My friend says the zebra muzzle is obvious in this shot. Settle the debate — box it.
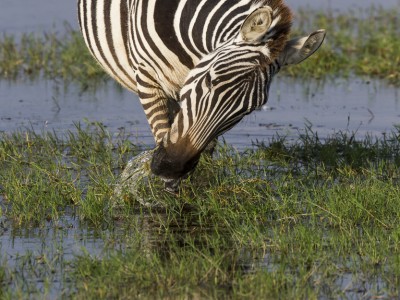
[151,140,201,180]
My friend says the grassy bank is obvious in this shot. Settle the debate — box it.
[0,7,399,86]
[1,123,400,298]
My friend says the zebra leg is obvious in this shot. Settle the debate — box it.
[136,65,175,144]
[136,65,183,193]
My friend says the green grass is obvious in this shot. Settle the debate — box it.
[286,7,400,85]
[0,24,107,89]
[0,7,399,86]
[1,122,400,298]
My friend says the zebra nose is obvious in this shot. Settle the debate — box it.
[150,144,200,180]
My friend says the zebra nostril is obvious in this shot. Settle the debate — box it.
[205,73,212,89]
[163,178,181,194]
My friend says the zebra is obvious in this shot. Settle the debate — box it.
[78,0,325,190]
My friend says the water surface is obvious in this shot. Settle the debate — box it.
[1,78,399,149]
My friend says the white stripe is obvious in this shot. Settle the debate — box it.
[174,1,199,64]
[96,0,119,77]
[110,0,137,89]
[212,0,254,47]
[187,0,209,56]
[201,1,225,53]
[146,2,189,92]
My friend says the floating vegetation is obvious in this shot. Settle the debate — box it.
[1,123,400,298]
[0,7,399,86]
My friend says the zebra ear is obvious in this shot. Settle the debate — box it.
[240,7,273,42]
[278,29,326,66]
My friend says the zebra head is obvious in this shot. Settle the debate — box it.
[151,5,325,181]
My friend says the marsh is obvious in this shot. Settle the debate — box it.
[0,0,399,298]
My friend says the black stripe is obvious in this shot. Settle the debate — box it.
[77,0,82,30]
[120,1,135,69]
[214,4,248,46]
[136,65,160,88]
[104,0,136,88]
[151,113,169,125]
[90,0,121,82]
[139,2,173,69]
[154,0,194,69]
[131,3,165,76]
[178,0,202,58]
[81,0,97,60]
[189,0,215,54]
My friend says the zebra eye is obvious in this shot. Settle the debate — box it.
[213,78,221,85]
[204,73,212,89]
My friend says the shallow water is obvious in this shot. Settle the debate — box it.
[1,78,399,149]
[0,0,77,35]
[0,81,153,145]
[2,77,398,296]
[0,212,129,297]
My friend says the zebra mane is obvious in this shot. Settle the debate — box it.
[257,0,293,60]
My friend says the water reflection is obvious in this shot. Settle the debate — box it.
[0,213,111,297]
[0,188,393,298]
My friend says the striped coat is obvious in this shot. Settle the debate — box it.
[78,0,325,182]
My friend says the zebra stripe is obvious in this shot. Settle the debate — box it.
[78,0,136,91]
[180,50,269,150]
[78,2,288,92]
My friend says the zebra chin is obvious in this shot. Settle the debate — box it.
[150,141,201,181]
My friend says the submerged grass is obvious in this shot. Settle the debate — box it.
[0,7,399,86]
[1,123,400,298]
